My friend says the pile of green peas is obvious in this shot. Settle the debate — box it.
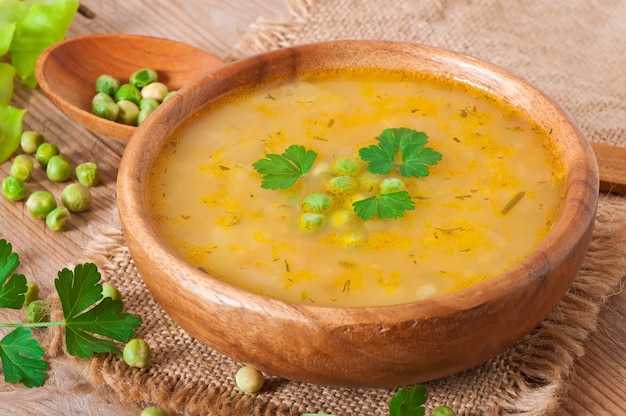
[1,130,99,231]
[91,68,176,126]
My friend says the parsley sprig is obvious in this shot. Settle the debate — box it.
[359,128,443,178]
[0,239,142,387]
[252,144,318,190]
[353,128,442,220]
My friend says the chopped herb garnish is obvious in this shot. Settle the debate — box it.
[252,145,317,190]
[501,191,526,215]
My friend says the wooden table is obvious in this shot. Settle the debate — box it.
[0,1,624,414]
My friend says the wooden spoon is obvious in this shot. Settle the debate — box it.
[35,33,224,143]
[591,142,626,194]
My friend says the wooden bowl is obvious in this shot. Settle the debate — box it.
[117,41,599,387]
[35,33,224,142]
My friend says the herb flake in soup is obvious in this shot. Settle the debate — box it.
[147,69,566,307]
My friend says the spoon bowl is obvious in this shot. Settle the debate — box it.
[35,33,224,142]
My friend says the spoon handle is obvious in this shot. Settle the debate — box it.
[591,142,626,194]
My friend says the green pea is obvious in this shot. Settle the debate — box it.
[116,99,139,125]
[139,97,160,111]
[302,193,332,213]
[162,90,176,102]
[432,406,457,416]
[380,177,405,194]
[235,365,264,393]
[26,190,57,219]
[94,74,120,96]
[46,155,72,182]
[75,162,100,187]
[140,81,168,101]
[137,107,154,125]
[61,183,92,212]
[123,338,151,368]
[130,68,158,89]
[10,154,34,181]
[20,130,44,154]
[298,212,326,231]
[23,281,40,305]
[92,92,120,121]
[140,406,169,416]
[2,176,27,202]
[114,83,142,105]
[45,206,71,231]
[35,142,59,166]
[325,175,356,195]
[333,157,362,176]
[102,284,122,301]
[26,300,50,323]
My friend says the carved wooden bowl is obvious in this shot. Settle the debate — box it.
[117,41,598,388]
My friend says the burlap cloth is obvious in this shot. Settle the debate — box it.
[56,1,626,415]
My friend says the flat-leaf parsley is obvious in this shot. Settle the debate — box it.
[252,144,317,190]
[0,239,142,387]
[0,239,27,309]
[353,191,415,220]
[358,127,442,178]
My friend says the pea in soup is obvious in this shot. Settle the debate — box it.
[147,69,565,307]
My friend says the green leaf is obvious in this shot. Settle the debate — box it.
[0,0,28,55]
[9,0,79,88]
[359,128,442,178]
[353,191,415,220]
[399,143,443,178]
[389,386,428,416]
[0,326,47,387]
[0,62,16,105]
[0,104,26,164]
[358,141,396,175]
[378,127,428,149]
[55,263,142,358]
[252,144,318,190]
[0,238,27,309]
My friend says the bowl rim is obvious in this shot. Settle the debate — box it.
[118,39,599,321]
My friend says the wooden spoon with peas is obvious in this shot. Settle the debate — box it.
[35,33,224,143]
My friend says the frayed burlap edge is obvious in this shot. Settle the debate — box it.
[52,193,626,416]
[226,0,316,61]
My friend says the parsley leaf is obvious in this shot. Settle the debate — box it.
[353,191,415,220]
[359,128,442,178]
[0,326,47,387]
[389,385,428,416]
[252,144,317,190]
[55,263,142,358]
[0,239,27,309]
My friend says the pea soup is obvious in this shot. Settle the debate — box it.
[147,69,565,307]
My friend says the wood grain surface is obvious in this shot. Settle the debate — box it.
[0,1,624,415]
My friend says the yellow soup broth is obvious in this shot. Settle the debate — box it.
[147,69,566,307]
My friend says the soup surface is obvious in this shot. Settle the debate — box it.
[147,69,566,307]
